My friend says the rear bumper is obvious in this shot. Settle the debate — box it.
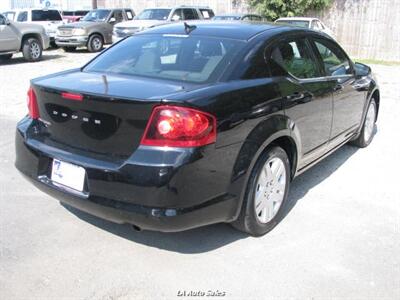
[15,118,240,232]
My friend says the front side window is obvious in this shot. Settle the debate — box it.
[313,39,352,76]
[17,11,28,22]
[182,9,198,20]
[112,10,123,23]
[32,10,62,21]
[270,39,320,79]
[82,9,111,22]
[84,35,244,83]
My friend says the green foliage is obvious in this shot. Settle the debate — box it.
[249,0,332,21]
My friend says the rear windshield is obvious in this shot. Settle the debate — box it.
[275,20,310,28]
[84,34,244,83]
[214,15,241,20]
[32,10,62,21]
[82,9,111,22]
[135,9,171,20]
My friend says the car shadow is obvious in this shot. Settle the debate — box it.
[63,144,360,254]
[0,54,64,65]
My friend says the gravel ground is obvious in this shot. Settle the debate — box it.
[1,49,400,300]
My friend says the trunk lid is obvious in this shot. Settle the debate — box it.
[31,70,189,159]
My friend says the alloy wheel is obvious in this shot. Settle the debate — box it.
[364,101,376,142]
[254,157,286,224]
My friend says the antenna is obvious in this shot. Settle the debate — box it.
[184,22,197,34]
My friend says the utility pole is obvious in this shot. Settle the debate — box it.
[92,0,97,9]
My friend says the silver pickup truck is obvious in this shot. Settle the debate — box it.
[0,13,50,62]
[56,8,134,52]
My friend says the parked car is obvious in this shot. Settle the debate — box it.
[15,22,379,236]
[61,10,89,23]
[56,8,134,52]
[0,13,49,62]
[112,6,214,42]
[4,8,64,45]
[213,13,263,21]
[275,17,334,37]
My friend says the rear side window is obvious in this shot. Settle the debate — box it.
[125,9,134,20]
[270,39,320,79]
[84,35,244,83]
[32,10,62,21]
[17,11,28,22]
[200,9,214,19]
[312,39,352,76]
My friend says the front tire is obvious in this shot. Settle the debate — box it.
[22,38,42,62]
[87,34,103,52]
[232,146,291,237]
[351,98,377,148]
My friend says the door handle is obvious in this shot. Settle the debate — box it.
[333,84,344,92]
[286,92,313,103]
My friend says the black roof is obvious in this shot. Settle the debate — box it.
[140,21,289,41]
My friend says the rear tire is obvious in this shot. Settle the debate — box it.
[351,98,377,148]
[63,47,77,52]
[232,146,291,237]
[87,34,103,52]
[22,38,42,62]
[0,54,13,60]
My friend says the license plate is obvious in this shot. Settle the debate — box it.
[51,159,86,192]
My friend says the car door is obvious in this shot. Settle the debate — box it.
[268,36,333,168]
[0,14,19,52]
[310,37,366,148]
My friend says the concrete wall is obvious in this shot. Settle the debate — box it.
[308,0,400,61]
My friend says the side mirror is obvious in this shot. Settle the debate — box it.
[171,15,180,22]
[109,17,116,24]
[354,62,371,78]
[5,19,10,25]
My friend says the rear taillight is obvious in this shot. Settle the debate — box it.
[27,87,39,119]
[140,105,217,147]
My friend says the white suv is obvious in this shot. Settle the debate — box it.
[3,8,64,44]
[113,6,215,42]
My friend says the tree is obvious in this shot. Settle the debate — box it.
[249,0,331,21]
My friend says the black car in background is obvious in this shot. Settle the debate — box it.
[15,22,379,236]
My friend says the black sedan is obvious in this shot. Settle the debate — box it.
[15,22,379,236]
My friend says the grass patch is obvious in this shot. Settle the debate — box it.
[353,58,400,66]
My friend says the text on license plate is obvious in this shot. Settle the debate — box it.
[51,159,86,192]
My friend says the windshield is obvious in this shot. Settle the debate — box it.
[275,20,310,28]
[84,34,245,83]
[32,10,62,21]
[135,9,171,20]
[82,9,111,22]
[214,16,241,21]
